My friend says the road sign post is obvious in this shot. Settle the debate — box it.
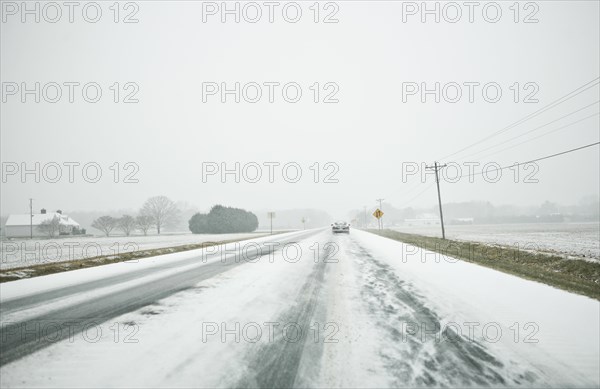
[267,212,276,235]
[375,198,384,229]
[373,209,384,230]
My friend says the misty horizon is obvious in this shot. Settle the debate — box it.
[2,1,599,220]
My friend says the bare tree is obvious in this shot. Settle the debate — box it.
[135,215,154,236]
[118,215,137,236]
[37,216,61,237]
[92,216,117,237]
[140,196,179,234]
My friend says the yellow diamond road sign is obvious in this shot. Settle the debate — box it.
[373,209,384,219]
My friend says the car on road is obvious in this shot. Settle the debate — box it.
[332,221,350,233]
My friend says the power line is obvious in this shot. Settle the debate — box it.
[401,182,436,206]
[388,141,599,210]
[372,78,599,213]
[456,141,600,179]
[385,179,428,200]
[470,112,599,162]
[456,101,599,162]
[381,113,598,210]
[372,142,598,219]
[439,77,600,161]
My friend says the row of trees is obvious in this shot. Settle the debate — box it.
[91,198,260,236]
[91,196,179,236]
[91,214,154,237]
[189,205,258,234]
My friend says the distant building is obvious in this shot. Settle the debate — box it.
[404,213,440,226]
[449,217,474,225]
[5,209,80,238]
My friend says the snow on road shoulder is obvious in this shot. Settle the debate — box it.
[352,229,600,387]
[0,230,309,302]
[0,233,271,271]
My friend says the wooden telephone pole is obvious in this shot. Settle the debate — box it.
[426,162,447,239]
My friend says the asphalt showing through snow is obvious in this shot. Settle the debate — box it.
[0,230,319,366]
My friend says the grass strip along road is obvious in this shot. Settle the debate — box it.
[368,229,600,300]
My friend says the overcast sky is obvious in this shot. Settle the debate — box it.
[2,0,599,219]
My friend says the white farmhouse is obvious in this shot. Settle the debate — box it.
[4,209,80,238]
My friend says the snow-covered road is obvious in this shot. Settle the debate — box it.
[1,229,598,388]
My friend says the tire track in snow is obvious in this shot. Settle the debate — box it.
[235,241,329,388]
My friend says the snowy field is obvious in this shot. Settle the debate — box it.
[0,229,597,387]
[390,222,600,261]
[0,232,269,270]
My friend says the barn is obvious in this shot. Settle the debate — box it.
[4,209,80,238]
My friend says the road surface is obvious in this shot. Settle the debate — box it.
[1,229,598,388]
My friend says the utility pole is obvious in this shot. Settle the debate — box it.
[426,162,447,239]
[363,206,367,229]
[375,198,384,230]
[29,198,33,239]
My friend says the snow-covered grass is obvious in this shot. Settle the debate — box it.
[370,229,600,300]
[0,232,267,271]
[390,222,600,260]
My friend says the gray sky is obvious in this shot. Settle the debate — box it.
[1,0,599,219]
